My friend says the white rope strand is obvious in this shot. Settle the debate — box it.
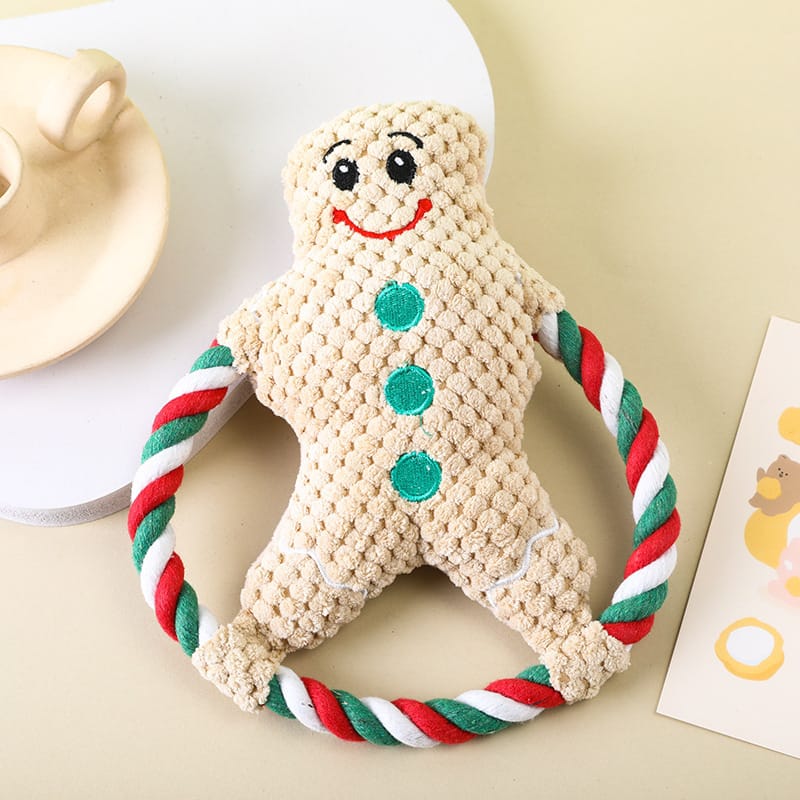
[537,312,560,358]
[359,697,439,748]
[197,606,220,646]
[131,439,193,500]
[599,352,624,438]
[612,545,677,604]
[140,525,176,609]
[166,366,241,400]
[455,689,544,723]
[274,667,328,734]
[632,439,670,523]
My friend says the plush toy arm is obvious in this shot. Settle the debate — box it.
[513,254,566,334]
[217,281,280,386]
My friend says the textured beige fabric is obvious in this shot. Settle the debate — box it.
[192,101,629,712]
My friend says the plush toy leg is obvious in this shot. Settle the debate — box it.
[193,504,423,712]
[191,605,289,713]
[421,457,630,703]
[192,539,370,712]
[482,519,631,703]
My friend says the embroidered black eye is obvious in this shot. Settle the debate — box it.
[332,158,359,191]
[386,149,416,185]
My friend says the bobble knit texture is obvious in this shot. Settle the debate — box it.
[192,101,630,712]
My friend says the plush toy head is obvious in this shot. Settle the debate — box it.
[282,101,488,258]
[129,102,678,743]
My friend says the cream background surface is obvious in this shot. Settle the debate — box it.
[1,1,798,797]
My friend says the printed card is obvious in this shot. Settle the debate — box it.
[658,316,800,760]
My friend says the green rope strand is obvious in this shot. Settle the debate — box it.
[191,344,234,371]
[141,414,209,461]
[426,699,511,735]
[333,691,401,746]
[132,498,176,571]
[175,583,201,655]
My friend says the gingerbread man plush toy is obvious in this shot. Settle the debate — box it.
[129,101,679,743]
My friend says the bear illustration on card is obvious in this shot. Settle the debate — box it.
[744,406,800,606]
[746,454,800,570]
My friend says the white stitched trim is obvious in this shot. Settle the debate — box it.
[280,537,368,598]
[485,521,560,607]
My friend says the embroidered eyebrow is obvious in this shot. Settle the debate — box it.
[323,139,352,163]
[387,131,423,149]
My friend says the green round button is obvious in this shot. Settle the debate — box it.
[390,451,442,502]
[384,365,434,416]
[374,282,424,331]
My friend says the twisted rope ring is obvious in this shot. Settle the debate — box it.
[127,310,679,746]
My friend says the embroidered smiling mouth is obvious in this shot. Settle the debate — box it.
[332,198,433,241]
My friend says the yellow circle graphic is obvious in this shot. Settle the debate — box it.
[714,617,784,680]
